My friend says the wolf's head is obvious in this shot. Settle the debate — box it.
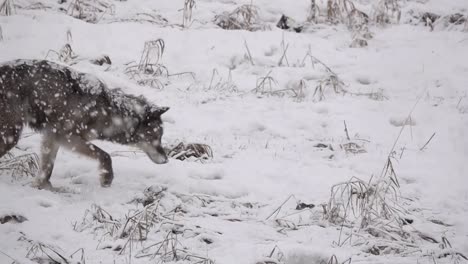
[134,106,170,164]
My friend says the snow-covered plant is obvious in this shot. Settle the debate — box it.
[314,74,346,101]
[307,0,318,23]
[166,142,213,161]
[253,71,278,95]
[20,234,85,264]
[327,0,356,24]
[214,4,266,31]
[207,68,238,93]
[138,39,165,72]
[125,39,168,89]
[0,151,39,179]
[0,25,3,41]
[135,231,215,263]
[182,0,195,28]
[464,16,468,31]
[45,43,78,64]
[372,0,401,26]
[67,0,114,23]
[300,47,347,100]
[0,0,14,16]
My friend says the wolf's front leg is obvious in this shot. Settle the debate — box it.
[61,136,114,187]
[33,134,60,189]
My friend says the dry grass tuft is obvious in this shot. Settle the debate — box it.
[0,25,3,41]
[251,71,307,100]
[20,234,86,264]
[136,231,215,263]
[207,68,238,93]
[108,12,168,25]
[125,39,169,89]
[166,142,213,161]
[314,74,346,101]
[307,0,318,23]
[182,0,196,28]
[256,245,285,264]
[0,0,14,16]
[73,204,121,238]
[324,255,352,264]
[214,4,267,31]
[253,71,279,95]
[67,0,114,23]
[0,151,39,179]
[372,0,401,26]
[46,43,78,64]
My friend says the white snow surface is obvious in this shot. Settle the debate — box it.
[1,0,468,263]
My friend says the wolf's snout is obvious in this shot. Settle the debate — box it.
[142,145,168,164]
[147,152,168,164]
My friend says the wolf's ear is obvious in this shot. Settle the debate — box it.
[156,107,170,115]
[148,106,170,119]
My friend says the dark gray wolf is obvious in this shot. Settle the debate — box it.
[0,59,169,188]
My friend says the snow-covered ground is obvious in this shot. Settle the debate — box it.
[1,0,468,263]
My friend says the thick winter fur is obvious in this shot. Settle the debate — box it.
[0,59,169,188]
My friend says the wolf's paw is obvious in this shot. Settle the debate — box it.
[31,178,53,190]
[100,172,114,188]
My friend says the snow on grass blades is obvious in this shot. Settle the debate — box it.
[125,39,168,89]
[214,4,268,32]
[0,151,39,180]
[125,39,195,89]
[182,0,195,28]
[66,0,114,23]
[72,187,243,263]
[0,0,14,16]
[18,234,86,264]
[166,142,213,162]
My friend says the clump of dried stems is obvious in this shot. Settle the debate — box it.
[0,151,39,179]
[166,142,213,161]
[67,0,115,23]
[0,0,14,16]
[20,233,86,264]
[125,39,168,89]
[214,3,267,31]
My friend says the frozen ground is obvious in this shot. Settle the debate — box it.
[1,0,468,263]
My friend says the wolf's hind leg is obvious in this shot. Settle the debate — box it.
[60,136,114,187]
[33,134,60,189]
[0,116,23,158]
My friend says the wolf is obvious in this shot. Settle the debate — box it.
[0,59,169,188]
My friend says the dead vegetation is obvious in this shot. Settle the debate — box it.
[0,151,39,179]
[182,0,196,28]
[372,0,401,26]
[0,25,3,41]
[321,95,450,255]
[67,0,115,23]
[0,0,14,16]
[107,12,168,25]
[125,39,195,89]
[301,47,347,101]
[125,39,168,89]
[19,233,86,264]
[73,188,221,263]
[206,68,238,93]
[166,142,213,161]
[135,231,215,263]
[214,4,267,31]
[46,43,78,64]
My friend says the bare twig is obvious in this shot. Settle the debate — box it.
[343,121,350,140]
[419,132,436,151]
[244,39,254,66]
